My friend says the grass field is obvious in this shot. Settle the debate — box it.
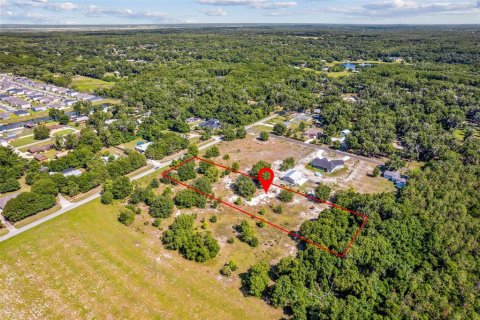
[9,135,40,148]
[0,199,282,320]
[0,229,8,237]
[53,129,75,137]
[71,75,114,92]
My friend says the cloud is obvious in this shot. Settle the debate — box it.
[201,8,228,15]
[197,0,297,9]
[329,0,480,17]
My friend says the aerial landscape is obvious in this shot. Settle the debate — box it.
[0,0,479,319]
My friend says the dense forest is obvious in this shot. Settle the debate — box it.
[0,26,479,319]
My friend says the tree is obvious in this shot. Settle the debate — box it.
[223,127,236,141]
[0,178,20,193]
[237,220,258,247]
[232,162,240,171]
[204,166,219,182]
[236,127,246,139]
[273,123,287,136]
[31,178,58,195]
[101,191,113,204]
[162,214,219,262]
[278,190,293,202]
[250,160,271,179]
[259,131,269,141]
[314,184,331,201]
[118,209,135,226]
[187,144,199,156]
[204,146,220,158]
[235,175,256,199]
[242,262,269,297]
[177,161,197,181]
[33,124,50,140]
[373,167,380,177]
[111,176,132,199]
[385,154,406,171]
[149,195,174,218]
[298,121,306,131]
[174,189,204,208]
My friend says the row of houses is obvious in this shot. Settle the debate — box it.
[0,74,104,117]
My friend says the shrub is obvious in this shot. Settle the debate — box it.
[278,190,293,202]
[152,218,161,228]
[150,178,160,188]
[273,205,283,214]
[373,167,380,177]
[177,161,197,181]
[272,123,287,136]
[235,175,256,199]
[149,195,174,218]
[259,131,269,141]
[118,209,135,226]
[101,191,113,204]
[209,215,217,223]
[204,146,220,158]
[280,157,295,171]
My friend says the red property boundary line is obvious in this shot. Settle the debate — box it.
[162,156,369,258]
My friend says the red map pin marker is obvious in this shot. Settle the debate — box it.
[258,167,274,193]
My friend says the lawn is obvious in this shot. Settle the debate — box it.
[9,135,39,148]
[119,137,144,150]
[0,198,282,320]
[71,75,114,92]
[53,128,75,137]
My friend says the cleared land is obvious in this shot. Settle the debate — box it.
[71,75,114,92]
[0,199,282,320]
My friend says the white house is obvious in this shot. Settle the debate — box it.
[135,142,153,153]
[282,170,307,186]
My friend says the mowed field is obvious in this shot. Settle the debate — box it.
[0,199,282,320]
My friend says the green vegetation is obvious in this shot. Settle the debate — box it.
[280,157,295,171]
[2,192,56,222]
[236,220,259,247]
[162,214,219,262]
[71,75,114,92]
[0,199,280,319]
[33,124,50,140]
[234,175,256,200]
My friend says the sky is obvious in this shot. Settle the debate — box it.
[0,0,479,25]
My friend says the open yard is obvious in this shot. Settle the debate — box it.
[0,198,282,320]
[71,75,114,92]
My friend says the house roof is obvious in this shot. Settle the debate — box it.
[304,128,321,135]
[282,170,307,185]
[311,157,344,172]
[199,118,221,129]
[28,143,54,153]
[384,170,401,179]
